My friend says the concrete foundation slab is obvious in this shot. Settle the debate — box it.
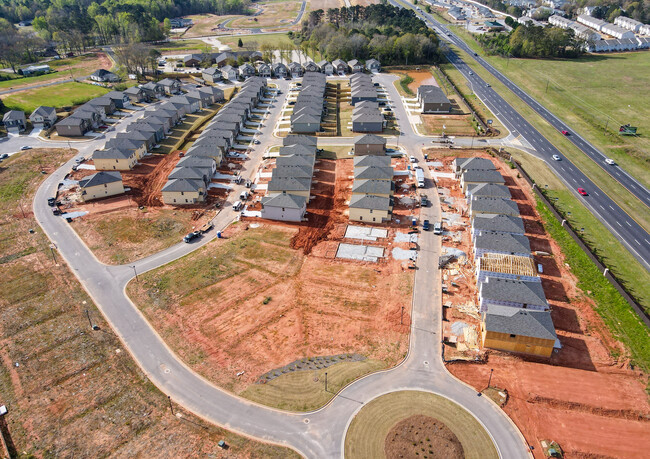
[336,243,385,262]
[344,225,388,241]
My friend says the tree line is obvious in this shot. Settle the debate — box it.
[296,2,442,65]
[477,23,584,59]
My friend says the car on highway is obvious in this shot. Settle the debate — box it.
[468,71,473,75]
[422,219,430,231]
[20,146,32,150]
[561,130,569,135]
[474,52,478,56]
[605,158,615,165]
[577,187,588,196]
[552,155,561,161]
[183,231,201,243]
[486,83,491,87]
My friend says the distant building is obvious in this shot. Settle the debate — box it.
[21,64,50,76]
[261,192,308,222]
[353,134,386,155]
[349,194,392,223]
[90,69,120,83]
[417,85,451,114]
[29,106,57,129]
[2,110,26,132]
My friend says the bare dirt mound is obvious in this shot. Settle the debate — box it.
[385,415,464,459]
[122,152,181,206]
[290,158,352,254]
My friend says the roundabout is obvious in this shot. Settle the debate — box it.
[345,391,498,459]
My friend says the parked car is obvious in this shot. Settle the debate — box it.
[433,222,443,235]
[183,231,201,243]
[577,187,588,196]
[245,179,252,188]
[409,155,417,163]
[254,139,260,144]
[0,153,8,159]
[552,155,561,161]
[232,200,243,211]
[47,197,56,206]
[422,219,430,231]
[239,190,249,201]
[20,146,32,151]
[420,194,429,207]
[605,158,615,165]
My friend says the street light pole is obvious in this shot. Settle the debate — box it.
[86,309,93,329]
[487,368,493,388]
[132,265,139,282]
[324,372,328,392]
[168,396,175,415]
[400,306,405,325]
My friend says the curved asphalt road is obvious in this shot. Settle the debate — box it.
[390,0,650,271]
[31,84,530,457]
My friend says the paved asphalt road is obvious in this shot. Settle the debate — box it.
[25,79,532,457]
[389,0,650,271]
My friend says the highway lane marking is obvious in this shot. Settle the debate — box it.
[599,205,605,210]
[635,239,641,245]
[609,205,615,210]
[616,222,622,227]
[626,221,632,227]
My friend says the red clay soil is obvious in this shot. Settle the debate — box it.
[406,70,438,93]
[122,152,182,207]
[290,158,352,254]
[385,415,464,459]
[432,149,650,458]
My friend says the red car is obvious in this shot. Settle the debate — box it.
[561,130,569,135]
[577,187,588,196]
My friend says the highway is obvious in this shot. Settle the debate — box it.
[390,0,650,271]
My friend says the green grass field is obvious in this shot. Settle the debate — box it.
[448,26,650,188]
[2,82,110,112]
[511,151,650,316]
[218,32,293,48]
[345,391,498,459]
[242,359,386,411]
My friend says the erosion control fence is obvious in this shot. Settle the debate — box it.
[502,151,650,328]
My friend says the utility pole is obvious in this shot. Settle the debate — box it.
[324,372,328,392]
[86,309,93,329]
[132,265,139,282]
[50,245,57,264]
[487,368,493,388]
[400,306,405,325]
[168,396,175,415]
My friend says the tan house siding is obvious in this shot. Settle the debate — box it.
[354,143,385,155]
[349,207,390,223]
[162,190,205,205]
[94,156,136,171]
[82,180,125,202]
[481,327,554,358]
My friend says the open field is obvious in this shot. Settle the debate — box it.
[0,148,297,458]
[217,32,293,49]
[155,39,212,53]
[0,53,112,92]
[344,391,498,459]
[1,82,110,112]
[449,26,650,187]
[73,207,199,264]
[179,14,241,38]
[127,223,412,404]
[445,35,650,235]
[511,151,650,314]
[230,1,303,29]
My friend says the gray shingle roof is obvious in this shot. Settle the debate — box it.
[262,192,307,209]
[275,155,314,167]
[30,106,56,119]
[474,232,531,254]
[481,278,547,307]
[354,155,391,167]
[484,306,556,341]
[418,85,450,104]
[93,148,133,160]
[466,183,512,198]
[79,171,122,188]
[352,112,384,123]
[471,197,520,216]
[169,167,208,181]
[272,165,314,178]
[3,110,25,122]
[177,156,215,169]
[349,194,392,211]
[162,178,203,192]
[462,169,505,184]
[283,135,317,146]
[279,145,316,156]
[352,179,393,195]
[458,157,497,171]
[267,176,312,192]
[473,214,525,234]
[105,137,143,150]
[354,134,386,145]
[354,166,393,180]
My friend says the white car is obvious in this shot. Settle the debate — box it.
[409,155,417,163]
[605,158,615,165]
[552,155,561,161]
[20,145,32,151]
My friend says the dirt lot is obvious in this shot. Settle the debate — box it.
[424,148,650,458]
[0,148,296,458]
[127,222,413,395]
[230,1,304,29]
[385,415,464,459]
[405,69,438,93]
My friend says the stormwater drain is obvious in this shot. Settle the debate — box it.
[165,369,171,374]
[424,361,429,366]
[304,419,310,424]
